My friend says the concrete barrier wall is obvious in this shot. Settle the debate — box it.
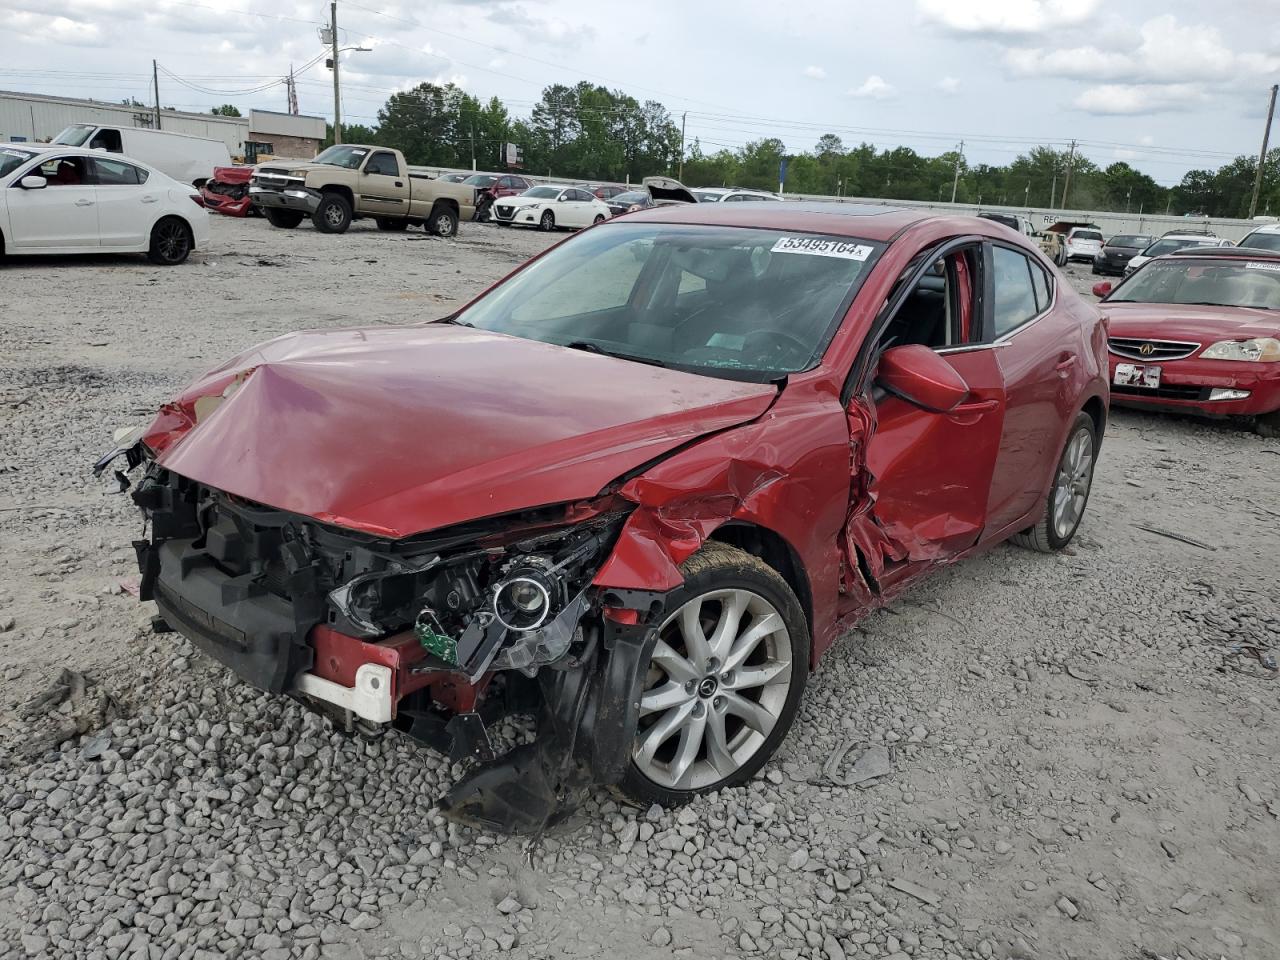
[415,165,1271,242]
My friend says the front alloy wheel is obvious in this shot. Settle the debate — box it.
[620,542,808,806]
[1012,411,1096,553]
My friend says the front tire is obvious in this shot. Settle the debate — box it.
[619,542,809,807]
[313,193,352,234]
[1012,411,1096,553]
[427,205,459,237]
[147,217,192,266]
[593,214,606,224]
[539,210,556,232]
[264,208,304,229]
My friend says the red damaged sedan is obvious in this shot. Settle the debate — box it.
[96,204,1107,831]
[200,166,255,217]
[1094,247,1280,436]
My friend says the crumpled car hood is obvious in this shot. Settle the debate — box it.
[150,324,777,538]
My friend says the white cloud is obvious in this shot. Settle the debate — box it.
[848,75,895,100]
[937,76,960,94]
[916,0,1102,35]
[1006,14,1280,86]
[1,10,104,45]
[1072,83,1207,115]
[803,65,826,80]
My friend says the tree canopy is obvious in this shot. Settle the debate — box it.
[313,82,1278,218]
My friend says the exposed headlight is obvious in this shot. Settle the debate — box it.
[1201,338,1280,362]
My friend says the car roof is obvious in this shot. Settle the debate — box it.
[609,201,1018,243]
[1167,246,1280,261]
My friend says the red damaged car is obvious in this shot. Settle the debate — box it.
[200,166,255,217]
[1094,247,1280,436]
[96,204,1107,831]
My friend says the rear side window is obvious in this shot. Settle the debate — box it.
[991,246,1040,336]
[93,158,147,185]
[1029,259,1051,312]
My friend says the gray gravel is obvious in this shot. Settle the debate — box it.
[1,217,1278,959]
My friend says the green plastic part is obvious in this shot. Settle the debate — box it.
[415,615,459,666]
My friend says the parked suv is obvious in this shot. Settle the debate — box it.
[1064,226,1104,263]
[1238,222,1280,253]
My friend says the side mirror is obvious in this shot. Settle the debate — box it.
[1091,281,1113,298]
[20,175,47,190]
[876,344,971,413]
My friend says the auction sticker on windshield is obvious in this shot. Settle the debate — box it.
[772,237,873,260]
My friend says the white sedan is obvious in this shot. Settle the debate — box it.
[0,144,209,265]
[490,185,612,231]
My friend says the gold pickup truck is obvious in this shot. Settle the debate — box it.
[249,144,474,236]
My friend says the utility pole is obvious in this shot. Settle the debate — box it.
[1050,169,1058,207]
[949,139,964,204]
[1024,180,1030,207]
[470,126,476,171]
[1060,140,1078,210]
[1126,187,1132,213]
[1248,84,1278,220]
[152,59,161,130]
[330,0,342,144]
[678,111,687,181]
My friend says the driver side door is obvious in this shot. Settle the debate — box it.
[6,154,99,249]
[846,240,1007,595]
[357,150,407,216]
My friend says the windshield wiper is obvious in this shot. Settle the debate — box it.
[438,316,474,327]
[563,340,667,367]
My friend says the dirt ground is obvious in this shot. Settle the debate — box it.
[0,214,1277,960]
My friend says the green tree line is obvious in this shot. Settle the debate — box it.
[320,81,1280,219]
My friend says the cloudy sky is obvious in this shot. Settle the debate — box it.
[3,0,1278,183]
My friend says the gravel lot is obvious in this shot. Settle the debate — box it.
[1,215,1277,960]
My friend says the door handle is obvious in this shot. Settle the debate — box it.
[75,198,94,207]
[395,181,403,187]
[141,195,158,204]
[949,398,998,414]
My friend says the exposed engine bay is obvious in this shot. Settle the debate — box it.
[120,461,664,833]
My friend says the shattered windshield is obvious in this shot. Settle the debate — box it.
[52,125,94,146]
[1110,259,1280,310]
[452,223,884,382]
[311,145,369,169]
[1,147,37,178]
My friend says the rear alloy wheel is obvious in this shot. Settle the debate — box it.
[539,210,556,232]
[1012,411,1096,553]
[313,193,352,234]
[147,217,192,266]
[264,208,304,229]
[620,542,808,806]
[428,206,459,237]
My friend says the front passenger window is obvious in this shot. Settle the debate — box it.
[991,246,1039,337]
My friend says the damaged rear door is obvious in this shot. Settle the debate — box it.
[844,240,1007,592]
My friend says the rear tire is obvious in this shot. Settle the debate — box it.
[618,542,809,807]
[313,193,352,234]
[1012,411,1097,553]
[375,218,408,232]
[427,205,459,237]
[146,217,192,266]
[1256,410,1280,438]
[264,208,304,229]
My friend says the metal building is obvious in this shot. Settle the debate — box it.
[0,90,326,159]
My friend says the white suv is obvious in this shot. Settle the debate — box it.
[1238,222,1280,253]
[1125,233,1233,274]
[1064,226,1104,263]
